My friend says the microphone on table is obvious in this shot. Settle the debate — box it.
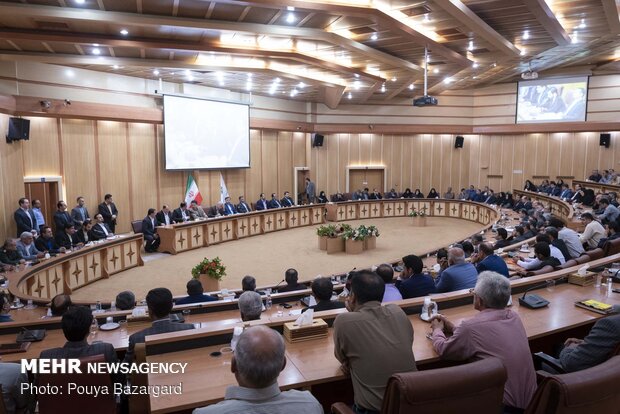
[518,280,559,309]
[273,279,286,292]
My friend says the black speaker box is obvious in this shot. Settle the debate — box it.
[312,133,324,147]
[600,133,611,148]
[455,135,464,149]
[6,117,30,143]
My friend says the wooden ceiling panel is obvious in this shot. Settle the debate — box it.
[142,0,175,16]
[238,7,280,25]
[9,39,53,53]
[109,47,142,58]
[144,49,173,59]
[174,0,211,18]
[102,0,138,13]
[46,42,80,54]
[209,3,252,22]
[297,14,340,29]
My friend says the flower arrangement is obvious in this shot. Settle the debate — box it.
[366,225,380,237]
[317,224,338,237]
[408,209,426,217]
[341,224,380,241]
[191,257,226,280]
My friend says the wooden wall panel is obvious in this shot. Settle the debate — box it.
[338,134,348,192]
[22,117,60,177]
[277,131,293,195]
[0,113,25,238]
[128,123,158,220]
[96,121,131,234]
[261,131,278,198]
[246,130,263,203]
[59,119,98,216]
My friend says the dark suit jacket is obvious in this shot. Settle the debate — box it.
[207,206,225,218]
[13,208,37,237]
[304,300,345,312]
[53,210,74,231]
[268,199,282,209]
[255,199,269,211]
[35,237,61,254]
[280,197,295,207]
[91,222,113,240]
[75,229,92,244]
[172,207,193,222]
[124,319,194,363]
[98,202,118,227]
[476,254,509,277]
[55,231,80,249]
[369,193,383,200]
[175,294,217,305]
[559,314,620,372]
[142,216,157,240]
[156,210,175,226]
[236,202,252,214]
[278,283,307,293]
[395,274,436,299]
[223,203,237,215]
[70,206,90,228]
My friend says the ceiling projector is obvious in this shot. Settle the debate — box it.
[413,95,438,107]
[521,70,539,80]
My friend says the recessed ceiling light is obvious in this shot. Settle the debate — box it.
[444,77,454,84]
[572,32,579,44]
[468,40,474,51]
[298,82,306,88]
[275,77,281,83]
[370,33,378,41]
[579,18,586,29]
[408,83,414,90]
[391,77,397,82]
[354,73,360,78]
[493,62,497,67]
[433,68,439,74]
[520,48,526,56]
[354,81,361,90]
[287,6,295,11]
[472,62,479,68]
[92,48,101,55]
[347,92,352,99]
[75,0,85,4]
[381,84,386,93]
[153,69,160,76]
[112,65,119,69]
[120,29,129,36]
[423,14,430,23]
[291,89,299,97]
[523,30,530,40]
[65,69,75,78]
[286,13,296,23]
[473,76,478,79]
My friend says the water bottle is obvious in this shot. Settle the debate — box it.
[231,326,243,351]
[265,294,272,310]
[110,301,116,311]
[96,301,102,311]
[607,277,613,296]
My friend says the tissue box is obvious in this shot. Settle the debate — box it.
[568,271,596,286]
[283,318,328,343]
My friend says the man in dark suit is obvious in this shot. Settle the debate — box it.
[70,196,90,230]
[303,277,345,312]
[142,208,160,253]
[484,190,498,205]
[98,194,118,233]
[35,226,64,254]
[268,193,282,209]
[493,228,512,249]
[236,196,252,214]
[53,200,74,232]
[172,202,193,222]
[475,243,509,277]
[124,288,194,362]
[255,193,269,211]
[91,213,114,240]
[207,202,225,218]
[156,205,175,226]
[559,313,620,372]
[223,197,238,215]
[278,268,306,293]
[280,191,295,207]
[55,224,81,250]
[13,197,37,237]
[175,279,217,305]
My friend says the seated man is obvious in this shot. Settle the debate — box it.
[115,291,135,311]
[16,231,44,261]
[430,271,537,411]
[385,188,398,199]
[280,191,295,207]
[190,200,207,219]
[236,196,252,214]
[124,288,194,362]
[238,291,263,322]
[434,248,478,293]
[207,202,225,218]
[579,212,606,250]
[255,193,269,211]
[268,193,282,209]
[50,294,72,317]
[0,362,31,413]
[334,270,416,413]
[395,255,435,299]
[90,214,114,241]
[303,277,345,312]
[517,234,565,270]
[596,198,619,224]
[0,292,13,322]
[156,205,175,226]
[558,313,620,372]
[193,326,322,414]
[278,268,306,293]
[0,239,24,266]
[141,208,160,253]
[519,242,561,273]
[369,188,383,200]
[172,202,193,222]
[40,306,118,364]
[240,275,264,295]
[544,226,572,262]
[175,279,217,305]
[511,226,528,244]
[55,223,81,250]
[223,197,237,216]
[376,263,402,303]
[597,221,620,248]
[475,243,509,277]
[493,228,511,249]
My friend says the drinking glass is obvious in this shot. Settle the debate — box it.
[118,320,128,339]
[90,318,99,336]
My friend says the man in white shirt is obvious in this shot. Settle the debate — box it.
[517,234,565,270]
[579,213,606,249]
[549,218,585,258]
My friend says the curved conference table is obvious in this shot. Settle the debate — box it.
[8,199,499,305]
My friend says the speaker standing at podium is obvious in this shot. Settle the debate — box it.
[305,177,315,204]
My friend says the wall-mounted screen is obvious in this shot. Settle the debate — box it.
[516,76,588,124]
[163,95,250,170]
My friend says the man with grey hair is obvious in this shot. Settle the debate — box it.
[16,231,44,261]
[434,247,478,293]
[430,271,537,411]
[193,326,322,414]
[238,291,262,322]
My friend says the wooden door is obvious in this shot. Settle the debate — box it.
[349,169,384,193]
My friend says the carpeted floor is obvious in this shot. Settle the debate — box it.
[71,217,483,302]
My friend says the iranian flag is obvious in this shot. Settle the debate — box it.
[184,174,203,205]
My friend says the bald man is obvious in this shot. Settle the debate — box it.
[434,247,478,293]
[193,326,322,414]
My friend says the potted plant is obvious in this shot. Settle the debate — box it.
[316,224,337,250]
[409,209,427,227]
[364,225,380,250]
[326,224,348,254]
[342,226,365,254]
[192,257,226,292]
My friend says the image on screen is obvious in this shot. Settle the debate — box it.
[516,76,588,124]
[164,95,250,170]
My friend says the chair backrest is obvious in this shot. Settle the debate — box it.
[0,384,7,414]
[381,357,507,414]
[603,237,620,256]
[129,343,149,414]
[586,248,604,261]
[37,354,116,414]
[131,220,143,234]
[558,259,578,269]
[525,356,620,414]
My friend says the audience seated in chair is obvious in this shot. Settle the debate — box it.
[376,263,402,303]
[302,277,345,312]
[50,294,72,317]
[123,288,194,363]
[239,275,265,296]
[394,255,435,299]
[434,248,478,293]
[115,290,135,311]
[193,326,322,414]
[277,268,306,293]
[175,279,217,305]
[475,243,509,277]
[430,271,537,411]
[238,291,263,322]
[0,292,13,323]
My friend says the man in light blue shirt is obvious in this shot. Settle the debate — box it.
[376,263,402,303]
[32,199,45,230]
[597,198,619,224]
[435,248,478,293]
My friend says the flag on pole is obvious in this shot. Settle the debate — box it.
[220,173,229,203]
[184,174,203,205]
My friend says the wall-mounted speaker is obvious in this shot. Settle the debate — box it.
[455,135,464,149]
[312,133,324,147]
[6,117,30,143]
[600,133,611,148]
